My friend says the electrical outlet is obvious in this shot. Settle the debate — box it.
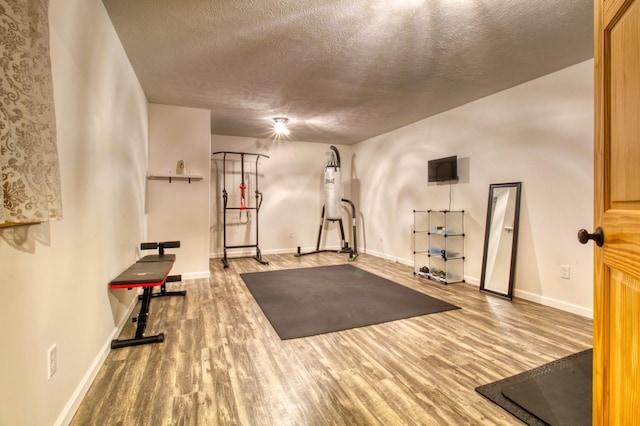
[289,232,294,239]
[560,265,571,280]
[48,344,57,380]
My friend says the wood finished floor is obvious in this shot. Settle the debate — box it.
[71,253,593,425]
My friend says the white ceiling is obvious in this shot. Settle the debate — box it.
[102,0,593,145]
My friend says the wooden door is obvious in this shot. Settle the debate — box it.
[593,0,640,422]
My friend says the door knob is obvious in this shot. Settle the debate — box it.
[577,227,604,247]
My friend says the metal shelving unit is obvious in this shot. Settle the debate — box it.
[413,209,465,284]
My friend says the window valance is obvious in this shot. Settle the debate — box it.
[1,0,62,227]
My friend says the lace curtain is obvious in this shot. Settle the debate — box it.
[0,0,62,227]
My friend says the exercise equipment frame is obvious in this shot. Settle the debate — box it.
[295,198,359,261]
[295,146,358,261]
[110,240,186,349]
[213,151,270,268]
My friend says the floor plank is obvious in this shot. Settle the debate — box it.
[71,253,592,425]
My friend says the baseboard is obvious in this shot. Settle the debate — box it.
[55,293,139,426]
[264,247,317,255]
[181,270,210,280]
[209,246,345,259]
[462,278,591,318]
[209,249,275,258]
[361,248,411,266]
[463,276,480,286]
[514,289,593,319]
[357,252,592,319]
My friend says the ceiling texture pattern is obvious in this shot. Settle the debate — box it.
[102,0,593,144]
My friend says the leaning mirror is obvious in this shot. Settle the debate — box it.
[479,182,522,300]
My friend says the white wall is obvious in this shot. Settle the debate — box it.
[147,104,211,278]
[209,62,593,317]
[208,62,593,317]
[0,0,149,424]
[210,136,355,259]
[354,59,594,317]
[0,4,593,421]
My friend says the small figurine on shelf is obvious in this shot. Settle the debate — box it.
[176,160,187,175]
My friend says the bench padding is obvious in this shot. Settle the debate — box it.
[109,240,182,349]
[109,260,174,288]
[137,254,176,263]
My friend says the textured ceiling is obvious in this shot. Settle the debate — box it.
[102,0,593,144]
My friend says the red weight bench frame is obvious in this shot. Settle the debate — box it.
[109,241,184,349]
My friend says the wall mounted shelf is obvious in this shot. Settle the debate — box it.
[147,173,203,183]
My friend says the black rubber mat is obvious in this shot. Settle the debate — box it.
[240,264,460,340]
[476,349,592,426]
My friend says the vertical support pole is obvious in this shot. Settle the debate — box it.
[341,199,358,261]
[254,155,260,254]
[222,152,229,268]
[134,287,153,339]
[253,155,268,265]
[240,153,246,215]
[315,206,326,251]
[350,203,358,260]
[337,219,347,250]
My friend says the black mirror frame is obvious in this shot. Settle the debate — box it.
[479,182,522,300]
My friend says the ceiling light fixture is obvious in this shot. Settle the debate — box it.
[272,117,290,136]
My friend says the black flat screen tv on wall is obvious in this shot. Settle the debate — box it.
[428,155,458,183]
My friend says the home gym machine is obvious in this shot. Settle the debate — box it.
[212,151,270,268]
[295,145,358,261]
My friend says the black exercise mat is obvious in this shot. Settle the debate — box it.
[240,264,460,340]
[476,349,592,426]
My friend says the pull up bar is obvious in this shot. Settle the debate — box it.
[212,151,270,203]
[212,151,270,268]
[212,151,270,159]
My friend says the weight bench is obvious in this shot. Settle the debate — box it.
[109,240,184,349]
[138,241,186,298]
